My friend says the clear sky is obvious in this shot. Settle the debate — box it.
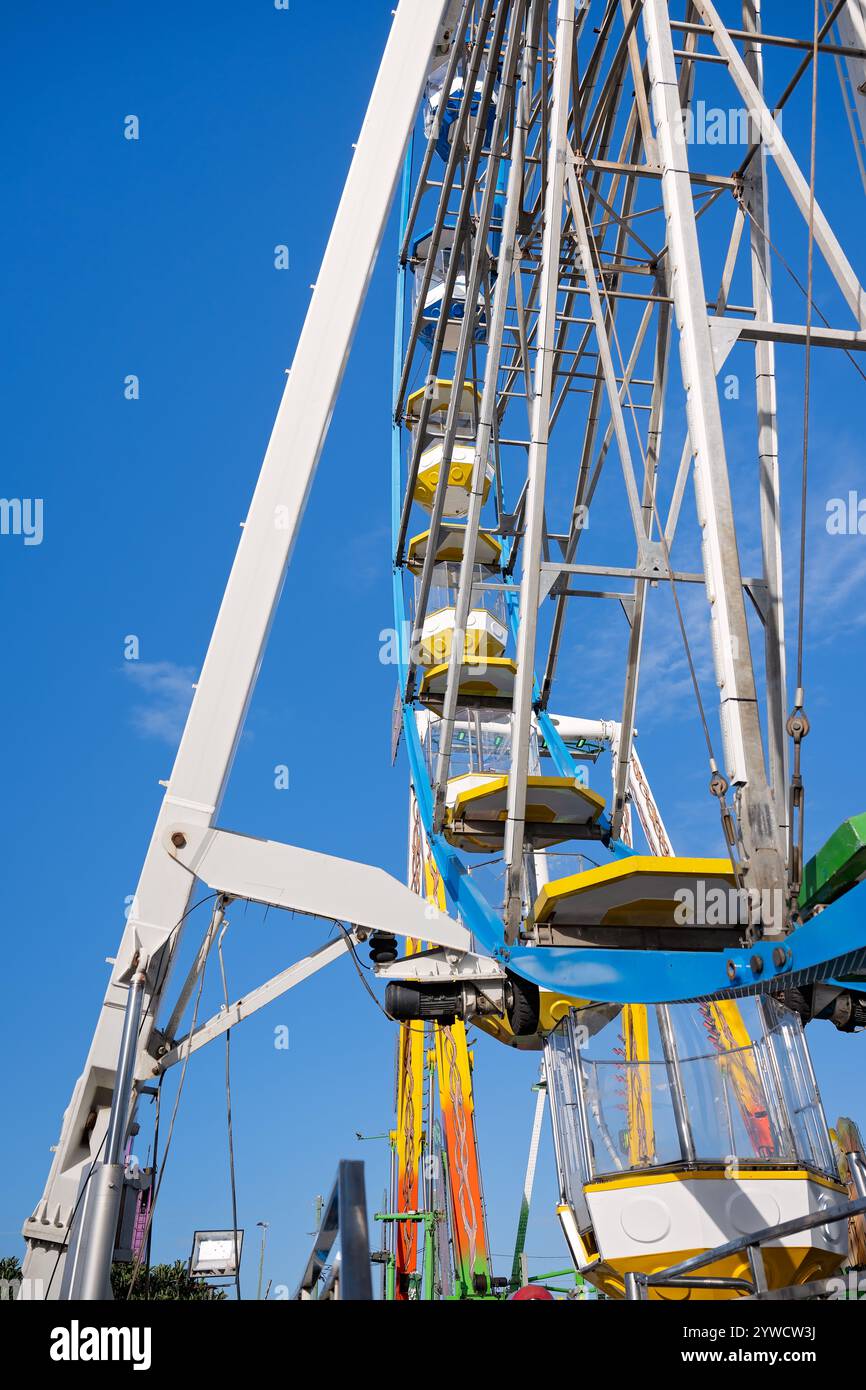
[2,0,865,1298]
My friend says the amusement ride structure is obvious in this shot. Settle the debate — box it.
[20,0,866,1300]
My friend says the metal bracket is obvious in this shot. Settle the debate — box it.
[373,946,506,984]
[538,562,563,603]
[163,821,471,952]
[635,538,667,577]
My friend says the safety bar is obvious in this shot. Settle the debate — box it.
[624,1190,866,1300]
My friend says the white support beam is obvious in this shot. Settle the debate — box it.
[643,0,786,921]
[22,0,452,1292]
[163,823,471,952]
[732,319,866,349]
[510,1063,548,1286]
[694,0,866,328]
[503,0,576,941]
[832,0,866,193]
[742,0,789,856]
[149,934,356,1076]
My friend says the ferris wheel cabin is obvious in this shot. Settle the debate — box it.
[411,227,488,354]
[546,998,849,1300]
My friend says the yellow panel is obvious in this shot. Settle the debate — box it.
[533,855,736,926]
[394,1017,425,1283]
[394,793,430,1294]
[586,1246,844,1301]
[422,837,492,1287]
[584,1167,846,1194]
[622,1005,654,1167]
[406,379,481,426]
[407,526,502,571]
[413,455,491,512]
[450,774,606,823]
[475,988,589,1050]
[444,775,606,854]
[417,620,505,668]
[419,656,517,704]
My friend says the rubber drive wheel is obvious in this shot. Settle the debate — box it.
[506,970,540,1037]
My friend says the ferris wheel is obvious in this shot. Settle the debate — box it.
[20,0,866,1304]
[384,0,866,1015]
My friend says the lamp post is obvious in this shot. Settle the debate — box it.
[256,1221,269,1301]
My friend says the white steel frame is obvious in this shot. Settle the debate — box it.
[22,0,455,1292]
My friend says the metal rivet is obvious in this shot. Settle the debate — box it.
[171,832,187,849]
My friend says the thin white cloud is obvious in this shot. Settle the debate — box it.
[123,660,196,744]
[553,580,716,735]
[798,534,866,645]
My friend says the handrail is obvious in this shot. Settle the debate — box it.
[294,1161,373,1301]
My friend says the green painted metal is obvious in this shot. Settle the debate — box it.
[422,1212,436,1302]
[526,1266,601,1299]
[376,1211,441,1301]
[377,1206,503,1300]
[799,813,866,916]
[510,1198,531,1288]
[384,1252,396,1302]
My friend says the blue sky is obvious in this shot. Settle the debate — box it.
[2,1,865,1297]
